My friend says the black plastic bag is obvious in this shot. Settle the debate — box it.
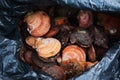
[0,0,120,80]
[56,0,120,12]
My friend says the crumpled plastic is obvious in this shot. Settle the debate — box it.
[0,0,120,80]
[56,0,120,12]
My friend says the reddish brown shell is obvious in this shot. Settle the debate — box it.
[35,38,61,58]
[55,17,68,25]
[45,27,60,37]
[85,61,98,69]
[24,50,33,65]
[25,36,36,47]
[77,10,93,28]
[24,11,51,37]
[62,45,86,62]
[88,45,96,62]
[42,65,66,80]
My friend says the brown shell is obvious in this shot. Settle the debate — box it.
[55,17,68,25]
[62,45,86,62]
[42,65,66,80]
[45,27,60,37]
[25,36,36,47]
[85,61,98,69]
[88,45,96,62]
[24,50,33,65]
[77,10,93,28]
[24,11,51,37]
[35,38,61,58]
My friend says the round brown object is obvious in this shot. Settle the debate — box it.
[36,38,61,58]
[61,45,86,78]
[62,45,86,62]
[24,11,51,37]
[70,29,93,48]
[77,10,93,28]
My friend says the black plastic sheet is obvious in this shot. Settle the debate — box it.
[0,0,120,80]
[56,0,120,12]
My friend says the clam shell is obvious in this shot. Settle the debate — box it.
[24,11,51,37]
[77,10,93,28]
[25,36,36,47]
[42,65,66,80]
[35,38,61,58]
[62,45,86,62]
[88,45,96,62]
[45,27,60,37]
[55,17,68,25]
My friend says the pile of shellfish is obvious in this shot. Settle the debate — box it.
[19,6,120,80]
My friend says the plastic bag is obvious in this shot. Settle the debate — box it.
[56,0,120,12]
[0,0,120,80]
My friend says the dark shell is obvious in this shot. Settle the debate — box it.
[77,10,93,28]
[55,25,74,47]
[42,65,66,80]
[94,27,108,48]
[94,45,108,61]
[70,29,93,47]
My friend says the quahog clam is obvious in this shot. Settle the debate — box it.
[25,36,61,58]
[24,11,51,37]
